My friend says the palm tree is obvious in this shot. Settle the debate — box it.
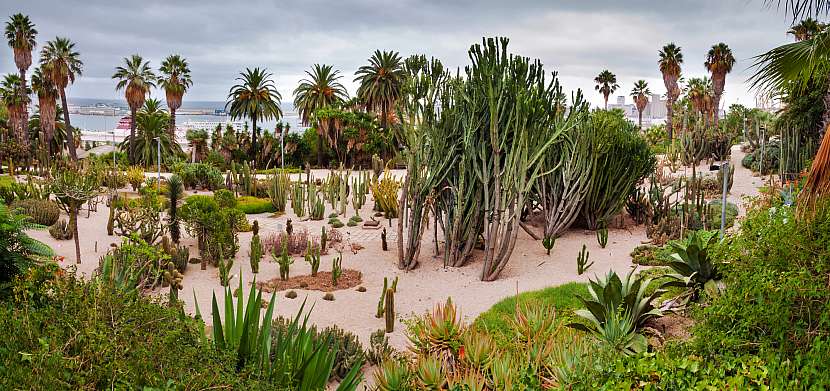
[40,37,83,161]
[113,54,156,163]
[788,18,825,41]
[31,66,57,157]
[294,64,348,166]
[705,43,736,127]
[687,77,714,120]
[5,14,37,144]
[630,80,651,130]
[659,43,684,140]
[28,104,67,154]
[225,67,282,162]
[159,54,192,138]
[354,50,405,130]
[0,74,30,145]
[594,70,619,109]
[119,99,181,167]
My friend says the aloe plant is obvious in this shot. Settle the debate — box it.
[570,269,663,332]
[663,229,723,298]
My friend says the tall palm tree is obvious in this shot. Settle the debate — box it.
[687,77,714,120]
[5,14,37,145]
[705,43,736,127]
[354,50,405,130]
[119,99,181,167]
[788,18,825,41]
[28,104,67,154]
[159,54,192,138]
[31,66,57,157]
[40,37,82,161]
[225,67,282,161]
[113,54,156,163]
[593,70,618,109]
[659,43,684,140]
[630,80,651,130]
[294,64,348,166]
[0,74,30,145]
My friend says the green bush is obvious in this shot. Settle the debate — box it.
[0,268,269,389]
[173,162,223,190]
[630,244,673,266]
[11,198,61,226]
[237,196,275,214]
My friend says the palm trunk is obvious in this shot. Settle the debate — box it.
[317,128,324,168]
[251,118,258,164]
[170,108,177,139]
[822,77,830,138]
[60,89,78,161]
[667,99,674,141]
[713,94,721,128]
[71,205,81,264]
[19,68,30,148]
[129,107,137,163]
[639,111,643,131]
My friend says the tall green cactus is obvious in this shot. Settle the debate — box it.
[577,244,593,275]
[351,171,367,216]
[331,251,342,286]
[291,181,305,217]
[304,241,320,276]
[268,170,290,213]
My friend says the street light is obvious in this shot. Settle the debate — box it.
[153,136,161,185]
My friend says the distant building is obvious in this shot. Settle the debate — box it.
[608,94,668,128]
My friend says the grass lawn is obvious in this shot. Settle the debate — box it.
[473,282,588,344]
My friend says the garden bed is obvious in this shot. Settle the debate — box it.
[256,269,362,292]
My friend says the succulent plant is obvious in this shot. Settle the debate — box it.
[331,251,343,286]
[323,292,335,301]
[576,244,593,275]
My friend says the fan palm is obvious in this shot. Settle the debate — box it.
[630,80,651,130]
[226,67,282,162]
[5,14,37,143]
[354,50,405,130]
[113,54,156,163]
[765,0,830,19]
[789,18,825,41]
[687,77,714,122]
[159,54,192,138]
[594,69,618,109]
[0,74,30,145]
[31,66,57,156]
[705,43,736,127]
[118,99,182,167]
[294,64,348,166]
[659,43,684,140]
[28,104,67,155]
[40,37,83,161]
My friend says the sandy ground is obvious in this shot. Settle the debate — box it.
[26,144,768,384]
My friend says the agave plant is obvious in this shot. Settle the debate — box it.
[592,308,648,355]
[374,359,411,391]
[663,229,723,299]
[407,298,465,360]
[573,269,663,330]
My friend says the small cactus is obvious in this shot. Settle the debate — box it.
[285,290,297,299]
[321,226,328,251]
[249,233,263,274]
[542,235,555,255]
[376,276,398,318]
[304,241,320,276]
[331,251,343,286]
[252,220,259,236]
[381,228,388,251]
[596,222,608,249]
[286,219,293,236]
[274,237,293,280]
[577,244,593,275]
[384,288,394,333]
[323,292,335,301]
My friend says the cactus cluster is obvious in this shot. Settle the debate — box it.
[376,276,399,318]
[49,219,73,240]
[351,171,368,216]
[291,181,305,217]
[267,171,290,213]
[371,154,384,181]
[308,184,325,220]
[370,170,400,218]
[163,261,184,304]
[249,221,263,274]
[597,224,609,249]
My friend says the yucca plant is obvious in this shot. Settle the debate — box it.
[663,229,723,299]
[569,269,663,336]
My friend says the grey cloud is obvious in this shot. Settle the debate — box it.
[2,0,797,107]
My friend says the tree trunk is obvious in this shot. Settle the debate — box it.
[251,118,258,164]
[639,111,643,131]
[60,89,78,161]
[712,94,721,128]
[822,77,830,139]
[129,107,137,163]
[19,69,29,148]
[71,205,81,264]
[667,99,674,141]
[170,108,177,139]
[317,128,324,168]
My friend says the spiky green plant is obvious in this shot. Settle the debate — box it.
[268,170,289,213]
[304,240,320,276]
[569,269,662,335]
[0,203,53,283]
[331,251,342,286]
[167,174,183,243]
[291,181,305,218]
[274,237,293,280]
[662,229,723,299]
[542,236,555,255]
[249,233,263,274]
[576,244,593,275]
[596,224,608,248]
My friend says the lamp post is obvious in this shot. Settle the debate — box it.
[153,136,161,184]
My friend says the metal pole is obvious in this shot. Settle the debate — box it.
[720,160,729,238]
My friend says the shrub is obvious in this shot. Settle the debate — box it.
[126,166,145,191]
[630,244,673,266]
[174,163,223,190]
[0,204,53,284]
[214,189,237,208]
[11,198,61,226]
[49,219,73,240]
[237,196,276,214]
[0,268,268,389]
[318,325,366,381]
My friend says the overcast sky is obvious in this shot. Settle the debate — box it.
[2,0,799,108]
